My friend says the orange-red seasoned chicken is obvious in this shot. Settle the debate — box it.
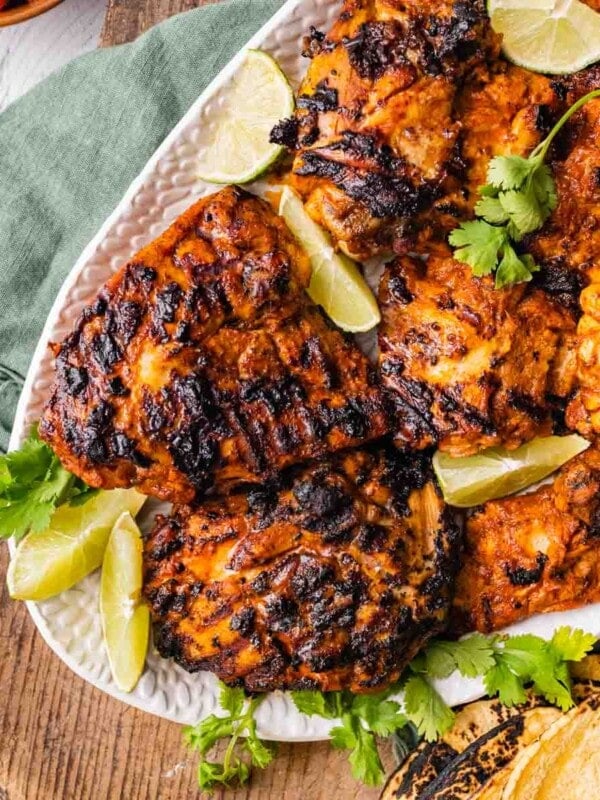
[416,61,562,250]
[40,188,389,504]
[526,68,600,278]
[144,447,459,693]
[271,0,499,258]
[452,447,600,634]
[378,252,577,455]
[377,63,600,454]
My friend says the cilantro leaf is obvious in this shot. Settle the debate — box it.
[331,715,384,787]
[219,683,245,717]
[3,432,52,484]
[329,716,357,751]
[448,220,507,276]
[495,245,538,288]
[474,196,509,225]
[198,761,226,792]
[483,629,593,710]
[183,714,235,755]
[551,627,596,662]
[531,660,573,712]
[422,643,456,679]
[499,186,546,234]
[0,427,92,540]
[483,660,527,707]
[68,486,100,507]
[350,694,406,736]
[184,687,271,794]
[292,686,404,786]
[530,161,557,215]
[403,675,455,742]
[487,155,533,190]
[198,758,250,792]
[291,690,341,719]
[499,634,546,676]
[245,719,275,769]
[349,726,384,787]
[425,635,496,679]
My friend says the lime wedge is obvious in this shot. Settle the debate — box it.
[100,512,149,693]
[279,187,381,332]
[433,434,590,507]
[197,49,294,184]
[488,0,600,74]
[7,489,145,601]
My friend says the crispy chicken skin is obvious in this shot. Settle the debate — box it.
[271,0,499,258]
[378,253,577,455]
[452,447,600,634]
[144,447,460,693]
[39,188,389,504]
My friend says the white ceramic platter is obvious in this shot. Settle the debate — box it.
[9,0,600,742]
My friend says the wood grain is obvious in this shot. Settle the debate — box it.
[100,0,219,46]
[0,3,392,798]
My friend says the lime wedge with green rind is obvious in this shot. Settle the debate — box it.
[100,511,149,693]
[433,434,590,508]
[488,0,600,75]
[197,49,294,184]
[279,186,381,333]
[7,489,145,601]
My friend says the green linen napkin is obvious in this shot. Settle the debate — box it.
[0,0,283,451]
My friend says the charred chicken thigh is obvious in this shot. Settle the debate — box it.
[40,188,389,504]
[452,447,600,634]
[272,0,500,258]
[144,446,459,693]
[378,252,577,456]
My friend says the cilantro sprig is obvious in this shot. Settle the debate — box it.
[183,684,274,793]
[183,627,596,792]
[0,427,95,540]
[292,688,407,786]
[450,88,600,287]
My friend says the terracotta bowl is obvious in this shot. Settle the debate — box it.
[0,0,64,26]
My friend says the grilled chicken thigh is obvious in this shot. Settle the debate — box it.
[144,446,459,693]
[452,447,600,634]
[378,252,577,455]
[271,0,499,258]
[40,188,389,504]
[377,60,600,453]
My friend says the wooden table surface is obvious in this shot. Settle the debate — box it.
[0,2,392,798]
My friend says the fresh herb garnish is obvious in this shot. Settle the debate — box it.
[183,627,595,792]
[0,427,95,540]
[183,683,274,793]
[450,89,600,287]
[293,688,407,786]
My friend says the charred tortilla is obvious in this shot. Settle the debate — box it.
[501,692,600,799]
[381,695,551,800]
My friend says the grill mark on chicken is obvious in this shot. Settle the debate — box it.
[452,447,600,634]
[144,446,460,693]
[342,21,408,80]
[379,253,577,455]
[294,136,439,220]
[39,187,390,503]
